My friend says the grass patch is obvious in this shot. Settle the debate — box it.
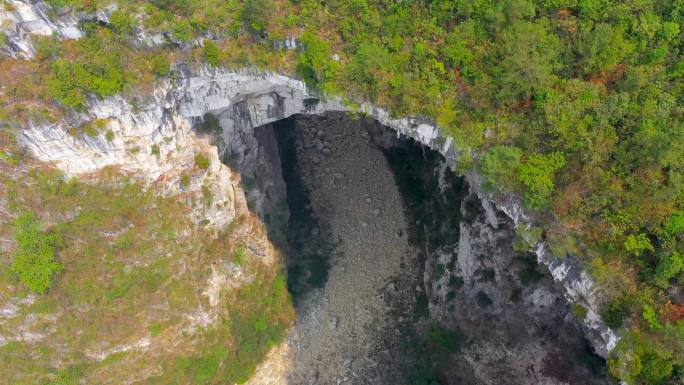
[233,246,247,266]
[149,321,167,337]
[46,365,84,385]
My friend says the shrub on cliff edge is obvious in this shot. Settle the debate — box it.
[10,213,62,294]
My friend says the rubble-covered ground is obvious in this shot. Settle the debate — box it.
[247,112,608,385]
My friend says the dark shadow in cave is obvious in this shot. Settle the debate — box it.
[269,117,336,301]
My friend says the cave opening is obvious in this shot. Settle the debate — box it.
[204,111,607,385]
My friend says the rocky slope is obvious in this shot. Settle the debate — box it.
[0,121,294,384]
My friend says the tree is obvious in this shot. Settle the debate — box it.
[494,21,560,105]
[640,351,674,384]
[297,30,339,88]
[608,348,643,384]
[242,0,270,35]
[46,31,128,108]
[173,19,194,42]
[662,211,684,238]
[642,304,662,330]
[47,59,87,108]
[10,213,62,294]
[653,252,683,289]
[624,233,654,257]
[203,40,221,67]
[576,23,634,76]
[608,331,675,384]
[110,9,135,36]
[517,152,566,209]
[347,42,394,99]
[480,146,523,191]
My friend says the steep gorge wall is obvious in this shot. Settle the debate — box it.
[4,0,617,358]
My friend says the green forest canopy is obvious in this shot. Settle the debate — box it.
[1,0,683,383]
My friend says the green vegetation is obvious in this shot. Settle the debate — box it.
[150,55,170,77]
[405,322,465,384]
[517,254,545,286]
[476,291,493,309]
[297,30,340,92]
[432,263,446,281]
[109,10,135,36]
[448,275,464,290]
[242,0,270,34]
[0,32,8,49]
[46,31,127,108]
[10,213,62,294]
[150,144,160,157]
[654,252,683,289]
[609,332,678,385]
[46,365,84,385]
[424,323,463,354]
[203,40,222,67]
[233,246,247,266]
[149,271,292,385]
[179,174,191,189]
[80,118,109,137]
[572,304,589,322]
[602,297,632,329]
[194,153,210,170]
[482,148,566,208]
[480,146,522,191]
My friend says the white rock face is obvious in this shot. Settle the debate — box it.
[0,0,183,58]
[8,0,618,359]
[0,0,82,58]
[19,74,244,228]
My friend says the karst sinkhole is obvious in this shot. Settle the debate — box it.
[199,111,608,385]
